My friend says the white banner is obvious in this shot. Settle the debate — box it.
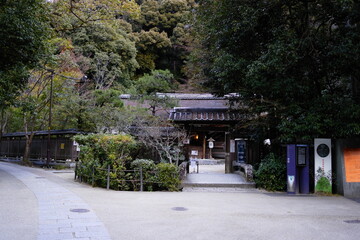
[314,138,332,193]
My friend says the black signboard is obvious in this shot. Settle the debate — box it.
[297,146,307,166]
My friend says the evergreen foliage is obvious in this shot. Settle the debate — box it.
[194,0,360,143]
[0,0,52,105]
[3,0,360,168]
[135,69,175,94]
[74,134,181,191]
[71,22,139,88]
[254,153,287,191]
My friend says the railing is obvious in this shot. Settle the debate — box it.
[74,162,178,191]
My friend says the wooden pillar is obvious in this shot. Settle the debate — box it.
[225,131,236,173]
[202,136,206,159]
[7,137,10,157]
[230,139,236,169]
[54,136,57,161]
[225,132,231,173]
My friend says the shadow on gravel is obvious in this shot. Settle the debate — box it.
[264,192,317,197]
[348,198,360,204]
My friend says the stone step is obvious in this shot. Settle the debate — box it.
[182,172,256,193]
[196,159,225,165]
[182,182,255,189]
[182,185,258,193]
[182,164,256,192]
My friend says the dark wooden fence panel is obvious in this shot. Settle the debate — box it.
[0,132,80,161]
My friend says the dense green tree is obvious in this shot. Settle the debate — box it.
[49,0,140,33]
[49,0,141,90]
[48,0,196,87]
[135,69,175,94]
[195,0,360,143]
[133,69,178,115]
[132,0,196,80]
[133,29,171,72]
[71,22,139,88]
[3,44,115,135]
[91,89,126,133]
[0,0,52,138]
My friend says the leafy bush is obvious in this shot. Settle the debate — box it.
[135,69,175,94]
[315,168,332,194]
[131,158,156,169]
[154,163,181,191]
[254,153,286,191]
[315,176,332,193]
[131,159,157,191]
[74,135,181,191]
[131,160,181,191]
[74,134,138,190]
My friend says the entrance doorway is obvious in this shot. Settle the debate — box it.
[186,131,226,174]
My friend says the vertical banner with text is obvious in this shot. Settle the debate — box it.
[314,138,332,193]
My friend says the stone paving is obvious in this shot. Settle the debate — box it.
[2,161,360,240]
[185,171,247,183]
[0,163,111,240]
[183,163,256,191]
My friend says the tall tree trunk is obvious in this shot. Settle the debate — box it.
[23,132,35,165]
[23,113,35,165]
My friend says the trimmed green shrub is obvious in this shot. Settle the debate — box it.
[74,134,138,190]
[131,159,156,169]
[315,176,332,193]
[315,167,332,194]
[154,163,181,191]
[131,160,181,191]
[254,153,286,191]
[74,135,182,191]
[131,159,157,191]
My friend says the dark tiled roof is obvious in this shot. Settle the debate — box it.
[155,93,225,100]
[169,108,243,122]
[120,93,226,100]
[1,129,84,138]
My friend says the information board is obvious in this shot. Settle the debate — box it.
[314,138,332,193]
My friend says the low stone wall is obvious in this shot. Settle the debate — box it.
[233,161,253,182]
[179,161,188,180]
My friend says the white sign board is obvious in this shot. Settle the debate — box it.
[314,138,332,193]
[230,140,235,153]
[208,142,214,149]
[191,150,198,156]
[74,141,80,152]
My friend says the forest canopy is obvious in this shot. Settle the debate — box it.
[0,0,196,135]
[1,0,360,147]
[192,0,360,143]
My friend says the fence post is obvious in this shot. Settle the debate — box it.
[107,164,110,190]
[79,162,82,183]
[92,166,95,187]
[74,162,77,181]
[140,166,143,192]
